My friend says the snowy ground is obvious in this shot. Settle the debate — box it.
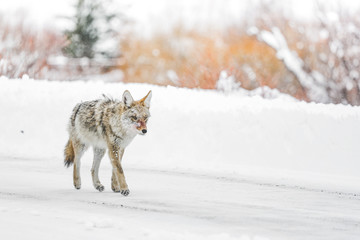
[1,77,360,239]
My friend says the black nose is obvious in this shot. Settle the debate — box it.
[142,129,147,134]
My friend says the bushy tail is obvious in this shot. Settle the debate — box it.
[64,139,74,168]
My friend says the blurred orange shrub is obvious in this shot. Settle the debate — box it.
[119,26,307,100]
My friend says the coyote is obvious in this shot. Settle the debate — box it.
[64,90,152,196]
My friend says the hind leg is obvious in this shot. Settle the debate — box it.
[73,140,87,190]
[91,148,106,192]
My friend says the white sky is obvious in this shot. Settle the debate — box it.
[1,0,360,35]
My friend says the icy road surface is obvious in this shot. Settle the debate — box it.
[1,156,360,240]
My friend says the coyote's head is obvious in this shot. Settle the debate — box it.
[121,90,152,135]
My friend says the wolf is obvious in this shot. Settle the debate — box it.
[64,90,152,196]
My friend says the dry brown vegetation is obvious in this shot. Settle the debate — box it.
[1,3,360,105]
[0,16,66,79]
[120,27,307,100]
[118,4,360,105]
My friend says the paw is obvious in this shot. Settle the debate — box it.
[95,185,105,192]
[111,185,120,192]
[74,178,81,190]
[120,189,130,196]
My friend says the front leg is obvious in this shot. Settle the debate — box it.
[111,169,120,192]
[108,144,130,196]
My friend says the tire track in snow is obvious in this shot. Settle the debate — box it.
[129,167,360,200]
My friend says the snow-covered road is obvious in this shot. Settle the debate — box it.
[1,156,360,240]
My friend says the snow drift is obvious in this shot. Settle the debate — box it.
[1,76,360,192]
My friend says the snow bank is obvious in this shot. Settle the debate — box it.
[1,76,360,192]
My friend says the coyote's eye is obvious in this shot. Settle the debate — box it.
[131,116,137,121]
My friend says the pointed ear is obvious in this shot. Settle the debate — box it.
[122,90,134,107]
[141,90,152,108]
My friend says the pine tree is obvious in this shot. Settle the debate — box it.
[62,0,120,59]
